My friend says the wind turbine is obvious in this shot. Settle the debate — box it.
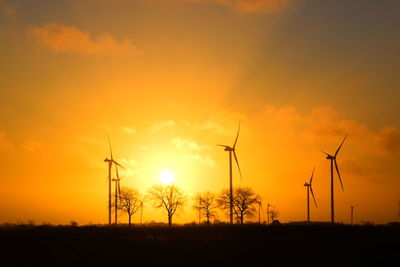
[304,166,317,223]
[104,134,124,225]
[321,135,347,224]
[112,165,122,224]
[266,203,276,225]
[350,205,356,225]
[256,200,264,224]
[218,122,242,224]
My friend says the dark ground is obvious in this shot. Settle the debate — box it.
[0,223,398,266]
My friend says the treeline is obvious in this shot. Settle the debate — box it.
[116,185,279,227]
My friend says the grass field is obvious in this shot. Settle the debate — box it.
[0,223,398,266]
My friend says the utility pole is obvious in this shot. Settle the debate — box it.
[350,206,354,225]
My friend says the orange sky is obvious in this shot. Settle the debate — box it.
[0,0,399,225]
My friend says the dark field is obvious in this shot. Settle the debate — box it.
[0,223,398,266]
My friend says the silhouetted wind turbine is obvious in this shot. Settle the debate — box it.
[218,122,242,224]
[350,205,356,225]
[104,134,124,225]
[266,203,275,225]
[256,200,264,224]
[304,166,317,223]
[321,135,347,224]
[112,165,122,224]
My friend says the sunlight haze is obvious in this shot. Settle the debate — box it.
[0,0,399,226]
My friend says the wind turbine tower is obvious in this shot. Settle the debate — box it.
[218,123,242,224]
[104,134,124,225]
[321,135,347,223]
[267,203,275,225]
[350,205,355,225]
[304,166,317,222]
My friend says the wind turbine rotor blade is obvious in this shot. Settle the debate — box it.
[107,133,113,160]
[232,122,240,148]
[334,159,344,191]
[320,150,331,157]
[310,186,317,208]
[335,134,348,157]
[113,161,125,170]
[118,180,121,195]
[233,151,242,183]
[217,144,230,149]
[115,165,120,178]
[310,166,315,184]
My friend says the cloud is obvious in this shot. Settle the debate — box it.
[172,137,215,166]
[149,120,175,133]
[172,137,209,151]
[0,0,19,17]
[188,153,216,167]
[139,145,150,151]
[121,126,137,134]
[119,158,140,177]
[23,140,44,153]
[167,0,293,13]
[197,109,244,136]
[259,105,400,157]
[0,130,13,150]
[378,127,400,156]
[28,23,142,56]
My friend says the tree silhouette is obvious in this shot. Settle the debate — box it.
[193,192,218,225]
[118,187,142,227]
[148,185,186,227]
[270,208,280,222]
[218,186,258,226]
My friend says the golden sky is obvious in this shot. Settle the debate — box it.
[0,0,399,225]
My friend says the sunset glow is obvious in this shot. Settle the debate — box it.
[0,0,399,227]
[159,170,175,185]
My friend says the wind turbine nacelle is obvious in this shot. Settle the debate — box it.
[304,183,310,187]
[326,155,335,160]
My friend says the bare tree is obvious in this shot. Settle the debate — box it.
[118,187,142,227]
[218,186,258,226]
[148,185,186,227]
[270,208,280,222]
[193,192,218,225]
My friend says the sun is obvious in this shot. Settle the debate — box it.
[159,170,175,185]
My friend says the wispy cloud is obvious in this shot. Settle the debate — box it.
[172,137,210,151]
[119,158,140,177]
[378,127,400,156]
[149,120,175,133]
[260,105,400,157]
[139,145,150,151]
[0,0,19,18]
[28,23,142,56]
[161,0,293,13]
[0,130,13,150]
[188,153,216,167]
[172,137,215,167]
[121,126,137,134]
[23,140,44,153]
